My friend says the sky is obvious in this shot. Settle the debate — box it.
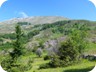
[0,0,96,21]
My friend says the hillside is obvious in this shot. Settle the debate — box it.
[0,16,68,34]
[0,17,96,72]
[0,16,96,34]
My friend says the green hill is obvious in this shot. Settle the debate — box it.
[0,17,96,72]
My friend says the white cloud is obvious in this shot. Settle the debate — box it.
[19,12,28,18]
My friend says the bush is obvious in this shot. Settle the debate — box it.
[59,39,79,64]
[39,63,50,69]
[9,63,31,72]
[1,56,12,71]
[49,54,61,68]
[44,55,50,60]
[10,67,20,72]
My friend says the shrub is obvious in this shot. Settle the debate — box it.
[44,55,50,60]
[10,67,22,72]
[1,56,12,71]
[49,54,61,67]
[60,39,79,63]
[39,63,50,69]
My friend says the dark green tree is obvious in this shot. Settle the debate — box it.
[59,39,79,66]
[49,24,88,67]
[10,25,24,61]
[1,25,24,72]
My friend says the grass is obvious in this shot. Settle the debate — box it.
[49,32,64,39]
[85,43,96,54]
[24,42,96,72]
[24,53,96,72]
[0,42,95,72]
[0,43,96,72]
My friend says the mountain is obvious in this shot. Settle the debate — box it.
[0,16,69,25]
[0,16,69,34]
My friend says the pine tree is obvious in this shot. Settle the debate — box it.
[10,25,23,62]
[1,25,24,72]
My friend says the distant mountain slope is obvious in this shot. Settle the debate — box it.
[0,16,69,25]
[0,16,69,33]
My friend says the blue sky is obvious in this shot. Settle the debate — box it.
[0,0,96,21]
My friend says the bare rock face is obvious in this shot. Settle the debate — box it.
[44,37,67,55]
[36,48,43,57]
[44,37,66,49]
[26,41,39,51]
[0,16,69,25]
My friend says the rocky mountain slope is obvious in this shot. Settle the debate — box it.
[0,16,69,34]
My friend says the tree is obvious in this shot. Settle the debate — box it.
[49,24,88,67]
[49,39,79,67]
[59,39,79,65]
[10,25,24,61]
[70,24,88,55]
[1,25,24,72]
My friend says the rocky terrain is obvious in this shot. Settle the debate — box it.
[0,16,68,34]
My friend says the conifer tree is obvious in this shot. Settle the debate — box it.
[10,25,23,62]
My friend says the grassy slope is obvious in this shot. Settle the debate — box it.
[85,43,96,54]
[25,54,96,72]
[0,20,96,72]
[24,42,96,72]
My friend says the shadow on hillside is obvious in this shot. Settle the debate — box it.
[64,66,94,72]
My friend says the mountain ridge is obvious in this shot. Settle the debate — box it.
[0,16,69,25]
[0,16,69,34]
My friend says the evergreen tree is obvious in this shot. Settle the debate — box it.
[1,25,24,72]
[10,25,24,61]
